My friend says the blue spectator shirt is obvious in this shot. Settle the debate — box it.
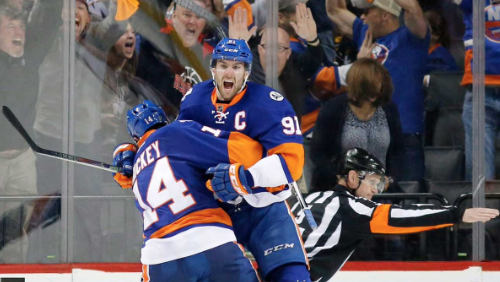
[353,18,430,134]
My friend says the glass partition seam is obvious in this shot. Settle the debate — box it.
[471,0,486,261]
[264,0,279,89]
[60,0,70,263]
[63,0,77,263]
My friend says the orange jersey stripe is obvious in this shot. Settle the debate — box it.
[141,264,150,282]
[370,204,452,234]
[267,143,304,181]
[150,208,232,239]
[227,132,263,168]
[234,242,262,282]
[300,109,320,134]
[284,201,310,269]
[137,130,157,148]
[226,0,254,27]
[266,185,286,193]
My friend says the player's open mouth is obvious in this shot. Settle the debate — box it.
[76,18,80,30]
[223,81,234,91]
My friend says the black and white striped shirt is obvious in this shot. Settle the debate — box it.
[288,185,461,281]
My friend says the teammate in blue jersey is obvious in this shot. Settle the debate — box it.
[112,101,264,282]
[177,38,310,282]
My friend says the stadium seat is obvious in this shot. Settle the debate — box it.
[425,71,466,147]
[448,38,465,70]
[496,137,500,179]
[427,181,471,206]
[452,190,500,260]
[427,180,500,208]
[424,147,464,181]
[397,181,420,194]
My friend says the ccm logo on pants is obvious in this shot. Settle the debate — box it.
[264,243,295,256]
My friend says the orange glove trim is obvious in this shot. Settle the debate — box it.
[113,143,138,158]
[114,173,133,189]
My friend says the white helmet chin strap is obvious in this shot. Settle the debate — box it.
[237,72,250,94]
[211,69,225,98]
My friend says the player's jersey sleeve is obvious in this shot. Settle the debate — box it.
[177,80,210,120]
[177,89,195,120]
[162,120,263,170]
[247,93,305,187]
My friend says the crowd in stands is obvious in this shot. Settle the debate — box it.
[0,0,498,265]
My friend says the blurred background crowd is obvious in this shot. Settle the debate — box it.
[0,0,499,265]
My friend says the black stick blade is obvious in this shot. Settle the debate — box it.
[2,105,40,151]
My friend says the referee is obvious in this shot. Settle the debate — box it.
[289,148,499,281]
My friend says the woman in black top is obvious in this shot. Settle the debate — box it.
[310,58,405,192]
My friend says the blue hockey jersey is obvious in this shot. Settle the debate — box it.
[131,120,263,264]
[455,0,500,86]
[177,80,305,207]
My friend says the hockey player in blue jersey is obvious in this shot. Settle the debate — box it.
[177,38,311,282]
[112,101,263,282]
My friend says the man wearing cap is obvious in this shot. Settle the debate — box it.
[326,0,429,190]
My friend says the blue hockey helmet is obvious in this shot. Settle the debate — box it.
[211,38,253,72]
[127,100,168,140]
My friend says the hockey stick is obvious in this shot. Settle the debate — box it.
[1,106,122,174]
[289,181,318,230]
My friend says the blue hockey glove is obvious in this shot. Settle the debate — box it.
[206,163,254,202]
[112,143,137,189]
